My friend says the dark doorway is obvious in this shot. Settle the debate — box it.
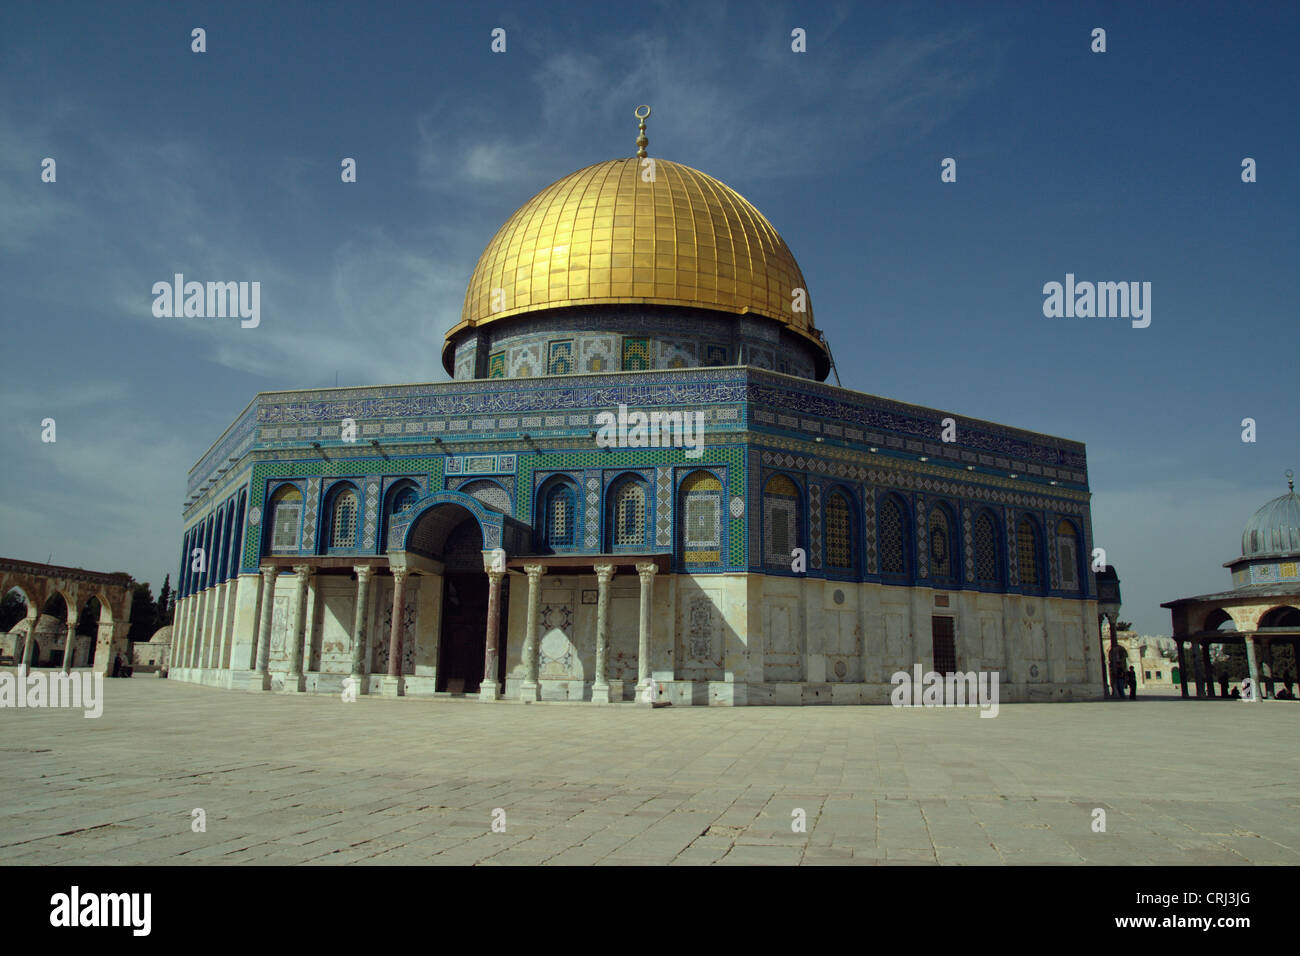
[437,573,509,692]
[931,616,956,674]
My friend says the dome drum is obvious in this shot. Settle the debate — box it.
[450,305,823,380]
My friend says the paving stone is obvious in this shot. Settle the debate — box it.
[3,679,1297,866]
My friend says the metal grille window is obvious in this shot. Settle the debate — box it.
[879,496,905,576]
[975,512,999,583]
[547,484,576,547]
[681,471,722,563]
[270,486,302,552]
[331,489,358,549]
[1057,520,1079,590]
[825,491,853,569]
[612,481,646,547]
[763,474,800,568]
[1017,517,1040,587]
[392,487,417,515]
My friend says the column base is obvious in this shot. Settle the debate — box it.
[479,681,501,701]
[591,682,611,704]
[519,680,540,702]
[379,675,403,698]
[284,672,305,693]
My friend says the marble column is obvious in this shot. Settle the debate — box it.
[19,616,37,669]
[349,566,373,683]
[635,562,657,704]
[1201,641,1216,698]
[1176,638,1189,698]
[287,564,311,691]
[520,564,546,701]
[591,564,615,703]
[1262,638,1275,699]
[1244,635,1263,701]
[1097,615,1112,699]
[254,566,277,688]
[382,568,408,697]
[480,567,506,701]
[62,621,77,672]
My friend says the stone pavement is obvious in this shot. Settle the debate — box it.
[1,678,1298,865]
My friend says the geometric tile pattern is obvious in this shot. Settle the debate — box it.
[364,479,380,551]
[808,482,822,571]
[301,477,321,552]
[655,467,672,547]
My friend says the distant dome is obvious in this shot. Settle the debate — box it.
[149,625,173,644]
[1242,480,1300,557]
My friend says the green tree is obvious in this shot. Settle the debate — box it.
[156,574,173,628]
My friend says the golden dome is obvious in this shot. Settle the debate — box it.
[443,157,824,370]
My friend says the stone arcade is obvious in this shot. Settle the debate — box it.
[168,112,1104,705]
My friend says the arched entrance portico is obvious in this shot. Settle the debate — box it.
[382,491,530,699]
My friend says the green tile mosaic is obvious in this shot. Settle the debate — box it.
[241,455,444,569]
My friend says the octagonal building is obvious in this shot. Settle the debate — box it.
[170,124,1104,705]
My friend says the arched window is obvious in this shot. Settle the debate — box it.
[329,487,359,549]
[1056,519,1080,591]
[928,504,957,584]
[680,470,723,564]
[379,481,419,552]
[974,511,1001,586]
[763,474,800,568]
[825,489,854,570]
[268,485,302,553]
[878,494,908,577]
[392,486,418,515]
[1017,516,1042,589]
[608,477,648,548]
[543,480,578,548]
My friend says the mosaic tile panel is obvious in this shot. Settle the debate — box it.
[364,479,380,551]
[656,467,672,547]
[301,477,321,551]
[621,336,650,371]
[962,505,974,583]
[584,474,600,549]
[808,482,822,570]
[864,491,877,574]
[547,340,574,376]
[915,495,927,579]
[487,351,505,379]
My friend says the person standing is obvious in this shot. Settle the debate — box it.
[1127,666,1137,699]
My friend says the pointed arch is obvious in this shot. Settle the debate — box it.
[680,469,723,565]
[823,485,858,575]
[763,473,802,569]
[266,483,303,555]
[877,491,911,581]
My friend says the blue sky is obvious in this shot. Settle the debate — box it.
[1,0,1296,634]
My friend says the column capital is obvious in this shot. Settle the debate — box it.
[259,565,278,578]
[354,565,373,582]
[635,561,658,579]
[391,566,409,584]
[594,563,616,584]
[523,563,547,580]
[486,568,506,585]
[292,563,313,579]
